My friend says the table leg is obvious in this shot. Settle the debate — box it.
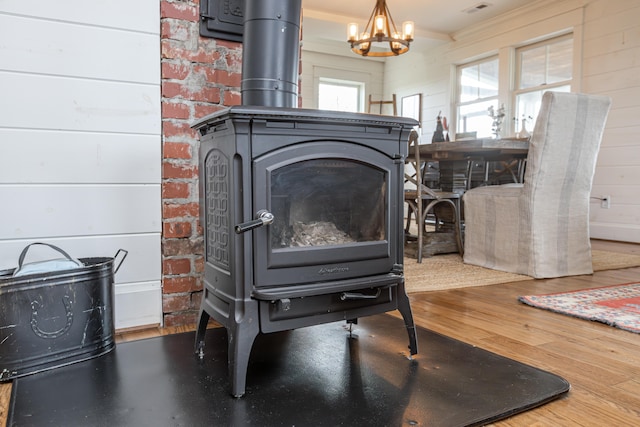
[438,160,468,194]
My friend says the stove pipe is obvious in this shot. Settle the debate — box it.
[241,0,302,108]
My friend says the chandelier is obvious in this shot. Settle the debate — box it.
[347,0,414,57]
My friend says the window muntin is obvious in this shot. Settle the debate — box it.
[456,57,499,138]
[518,36,572,90]
[515,35,573,127]
[460,58,499,102]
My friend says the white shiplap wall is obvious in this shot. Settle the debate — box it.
[382,0,640,243]
[0,1,162,328]
[581,0,640,242]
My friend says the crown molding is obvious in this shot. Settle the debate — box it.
[450,0,586,41]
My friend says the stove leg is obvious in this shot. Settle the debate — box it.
[227,320,260,398]
[397,282,418,356]
[194,309,210,359]
[193,303,259,397]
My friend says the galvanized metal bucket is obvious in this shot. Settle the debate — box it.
[0,244,127,380]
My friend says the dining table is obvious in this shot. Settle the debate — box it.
[411,137,530,194]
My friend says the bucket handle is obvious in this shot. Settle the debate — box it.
[113,249,128,275]
[17,242,82,270]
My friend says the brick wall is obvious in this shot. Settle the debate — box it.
[160,0,242,327]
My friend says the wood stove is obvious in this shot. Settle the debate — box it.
[192,0,418,398]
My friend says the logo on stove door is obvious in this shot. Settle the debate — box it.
[318,266,350,275]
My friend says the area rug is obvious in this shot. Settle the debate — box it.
[8,315,569,427]
[519,282,640,334]
[404,250,640,293]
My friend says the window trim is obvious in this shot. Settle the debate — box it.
[513,33,573,100]
[456,55,500,108]
[452,32,574,138]
[455,55,500,138]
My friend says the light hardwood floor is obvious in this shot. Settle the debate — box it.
[402,239,640,426]
[1,240,639,426]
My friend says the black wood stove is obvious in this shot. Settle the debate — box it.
[192,0,418,397]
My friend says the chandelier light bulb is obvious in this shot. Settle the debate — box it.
[374,15,386,36]
[361,33,371,50]
[347,23,359,42]
[403,21,414,41]
[391,32,401,50]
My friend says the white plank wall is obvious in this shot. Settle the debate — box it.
[582,0,640,242]
[0,0,162,329]
[0,0,159,33]
[0,72,159,134]
[0,130,159,184]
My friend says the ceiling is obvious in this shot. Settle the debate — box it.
[301,0,533,55]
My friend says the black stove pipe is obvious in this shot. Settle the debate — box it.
[241,0,302,108]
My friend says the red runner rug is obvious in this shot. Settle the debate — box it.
[519,283,640,334]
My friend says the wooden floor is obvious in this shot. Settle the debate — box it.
[402,239,640,426]
[1,239,639,426]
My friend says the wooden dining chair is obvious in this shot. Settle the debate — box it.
[404,130,464,262]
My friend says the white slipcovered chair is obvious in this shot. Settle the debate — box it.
[462,92,611,278]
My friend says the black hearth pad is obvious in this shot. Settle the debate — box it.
[8,315,569,426]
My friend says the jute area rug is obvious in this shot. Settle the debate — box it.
[404,250,640,293]
[519,282,640,334]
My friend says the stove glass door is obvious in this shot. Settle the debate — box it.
[253,141,398,287]
[270,158,385,249]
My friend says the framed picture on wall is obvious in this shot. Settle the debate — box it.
[401,93,422,130]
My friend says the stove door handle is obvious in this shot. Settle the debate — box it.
[235,210,274,234]
[340,288,382,301]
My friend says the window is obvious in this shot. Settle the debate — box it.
[454,34,573,138]
[318,78,364,112]
[456,57,499,138]
[514,35,573,130]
